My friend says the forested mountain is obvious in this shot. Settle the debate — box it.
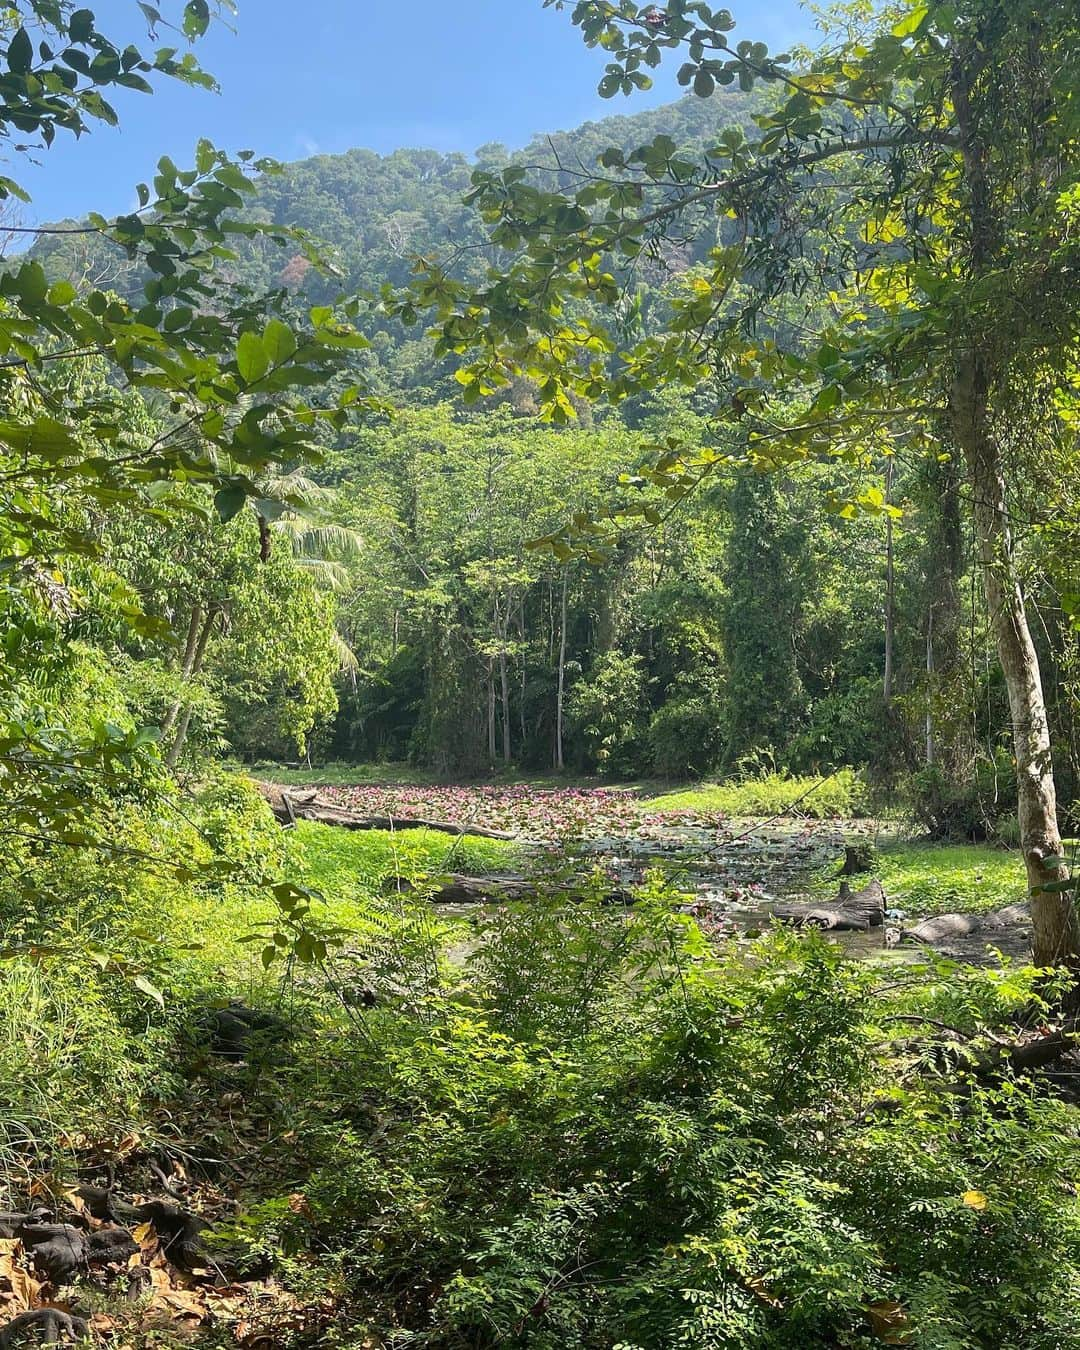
[28,81,1066,831]
[31,87,771,396]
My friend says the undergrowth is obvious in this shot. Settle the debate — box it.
[1,773,1076,1349]
[647,767,868,819]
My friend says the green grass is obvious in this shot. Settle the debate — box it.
[874,840,1027,916]
[161,823,515,990]
[287,820,515,912]
[646,769,868,820]
[807,837,1027,917]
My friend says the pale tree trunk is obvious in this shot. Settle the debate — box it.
[487,659,497,761]
[492,591,512,764]
[925,605,935,766]
[951,47,1079,974]
[161,602,204,740]
[165,606,217,770]
[555,566,568,771]
[883,458,895,707]
[952,352,1079,969]
[499,646,511,765]
[518,603,527,748]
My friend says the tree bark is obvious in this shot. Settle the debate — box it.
[487,659,497,761]
[555,566,568,771]
[160,603,204,740]
[883,459,895,707]
[952,353,1079,969]
[925,605,935,766]
[950,43,1079,974]
[165,606,217,770]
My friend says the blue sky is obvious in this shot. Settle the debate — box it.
[16,1,817,225]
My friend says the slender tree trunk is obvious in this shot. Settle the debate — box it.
[950,45,1079,974]
[925,605,935,766]
[165,606,217,770]
[952,353,1078,969]
[161,602,204,740]
[487,659,497,761]
[499,646,511,765]
[883,459,896,707]
[556,567,568,771]
[518,603,527,748]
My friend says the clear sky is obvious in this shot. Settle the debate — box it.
[16,1,817,226]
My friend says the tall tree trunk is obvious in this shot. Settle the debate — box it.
[951,44,1079,974]
[161,602,204,740]
[487,659,497,761]
[499,646,511,765]
[555,566,568,771]
[165,606,217,770]
[952,353,1078,969]
[883,459,896,707]
[518,603,527,748]
[925,605,935,766]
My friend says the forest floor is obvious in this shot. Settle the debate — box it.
[0,780,1052,1348]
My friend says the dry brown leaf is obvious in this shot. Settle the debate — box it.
[62,1191,88,1219]
[1,1264,43,1313]
[157,1287,207,1321]
[286,1193,313,1218]
[866,1299,912,1344]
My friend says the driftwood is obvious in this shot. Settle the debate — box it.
[257,782,520,842]
[772,878,886,932]
[896,905,1031,946]
[394,872,633,906]
[426,874,536,904]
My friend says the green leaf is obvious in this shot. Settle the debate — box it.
[262,318,296,365]
[133,974,165,1008]
[7,28,33,75]
[892,5,930,38]
[183,0,211,39]
[693,68,715,99]
[236,330,269,383]
[214,482,248,523]
[47,280,77,306]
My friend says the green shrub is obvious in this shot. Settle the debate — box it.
[567,652,649,778]
[648,766,868,819]
[647,694,723,778]
[241,911,1079,1349]
[909,750,1018,841]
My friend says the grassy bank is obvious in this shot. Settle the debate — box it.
[647,768,869,819]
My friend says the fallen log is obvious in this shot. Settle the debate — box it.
[771,878,886,933]
[394,872,634,906]
[399,873,537,904]
[770,904,873,932]
[256,782,521,842]
[899,913,981,944]
[837,878,887,926]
